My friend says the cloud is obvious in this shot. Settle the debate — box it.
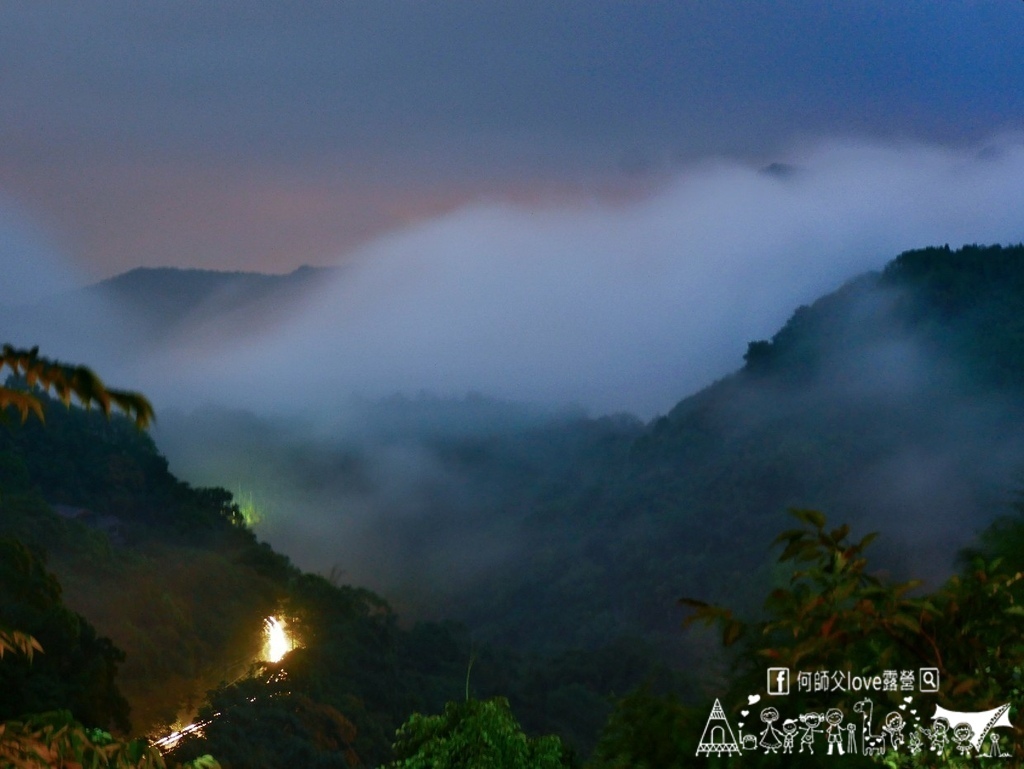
[146,138,1024,420]
[2,3,1022,277]
[0,198,82,306]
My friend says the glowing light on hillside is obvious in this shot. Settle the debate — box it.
[152,718,215,752]
[264,616,291,662]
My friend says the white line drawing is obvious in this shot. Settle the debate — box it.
[952,723,974,757]
[882,711,906,751]
[798,712,823,754]
[699,692,1016,759]
[988,732,1006,758]
[758,707,783,753]
[781,719,798,753]
[907,728,924,754]
[932,703,1012,753]
[696,699,741,757]
[854,698,885,755]
[921,718,949,754]
[825,708,845,755]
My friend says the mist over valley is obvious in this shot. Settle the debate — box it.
[3,3,1024,764]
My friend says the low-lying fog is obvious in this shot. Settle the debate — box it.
[5,137,1024,624]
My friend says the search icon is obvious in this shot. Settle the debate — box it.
[920,668,940,692]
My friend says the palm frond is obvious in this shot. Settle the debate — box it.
[0,345,154,428]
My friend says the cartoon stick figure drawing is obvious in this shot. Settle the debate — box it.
[882,711,905,751]
[907,729,923,755]
[953,723,974,757]
[847,722,857,754]
[759,707,782,753]
[799,712,823,754]
[989,732,1004,758]
[929,719,949,754]
[825,708,845,755]
[781,720,798,754]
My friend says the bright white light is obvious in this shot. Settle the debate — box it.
[151,717,215,752]
[264,616,291,663]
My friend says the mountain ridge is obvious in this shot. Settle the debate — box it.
[145,244,1024,662]
[5,242,1024,763]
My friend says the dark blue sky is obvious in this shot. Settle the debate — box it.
[1,1,1022,276]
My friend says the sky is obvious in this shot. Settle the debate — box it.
[2,1,1024,616]
[2,2,1024,417]
[1,1,1022,280]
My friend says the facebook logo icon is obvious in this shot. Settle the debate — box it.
[767,667,790,695]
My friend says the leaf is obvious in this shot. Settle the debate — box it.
[0,346,154,428]
[777,539,811,563]
[829,524,850,543]
[186,756,222,769]
[0,389,45,424]
[722,621,744,647]
[771,528,808,547]
[858,531,880,550]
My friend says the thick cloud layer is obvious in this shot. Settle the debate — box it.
[146,139,1024,419]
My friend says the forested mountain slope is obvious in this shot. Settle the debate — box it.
[5,243,1024,765]
[487,243,1024,651]
[157,244,1024,662]
[0,395,680,765]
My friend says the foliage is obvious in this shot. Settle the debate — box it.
[0,537,132,733]
[587,685,699,769]
[683,509,930,675]
[0,708,218,768]
[150,244,1024,679]
[1,345,153,428]
[0,346,219,768]
[170,674,359,769]
[387,697,570,769]
[12,243,1024,763]
[682,509,1024,766]
[0,627,43,661]
[0,709,164,768]
[0,636,198,769]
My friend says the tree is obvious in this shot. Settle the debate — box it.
[588,685,698,769]
[0,576,173,768]
[0,709,166,769]
[681,509,1024,766]
[170,674,359,769]
[387,697,570,769]
[0,345,153,428]
[0,538,132,732]
[0,346,219,767]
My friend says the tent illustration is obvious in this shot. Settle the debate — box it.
[696,698,742,756]
[932,703,1013,753]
